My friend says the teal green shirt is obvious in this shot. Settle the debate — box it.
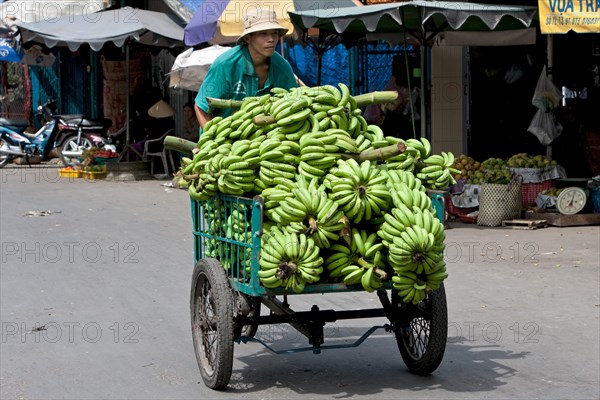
[195,45,297,120]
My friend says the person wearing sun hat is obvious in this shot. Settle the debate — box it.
[194,8,298,130]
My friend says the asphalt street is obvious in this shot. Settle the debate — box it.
[1,166,599,400]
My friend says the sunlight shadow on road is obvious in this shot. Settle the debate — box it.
[225,331,530,396]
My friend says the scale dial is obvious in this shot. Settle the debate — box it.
[556,187,587,215]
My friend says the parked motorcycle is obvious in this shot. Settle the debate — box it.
[48,102,116,165]
[0,101,63,168]
[0,99,116,168]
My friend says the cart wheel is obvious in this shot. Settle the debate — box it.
[394,284,448,375]
[190,258,234,390]
[235,296,261,339]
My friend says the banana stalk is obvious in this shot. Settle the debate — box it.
[253,115,277,126]
[352,91,399,108]
[206,97,243,109]
[337,143,407,162]
[163,136,197,156]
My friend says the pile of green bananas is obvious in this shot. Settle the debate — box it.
[258,227,324,293]
[174,84,456,303]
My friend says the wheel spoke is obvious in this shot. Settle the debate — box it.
[401,316,430,359]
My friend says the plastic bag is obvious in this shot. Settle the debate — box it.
[528,109,563,146]
[531,66,562,112]
[528,66,563,145]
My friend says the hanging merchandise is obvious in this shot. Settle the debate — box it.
[527,66,563,146]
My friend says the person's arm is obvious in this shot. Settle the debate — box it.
[194,104,212,130]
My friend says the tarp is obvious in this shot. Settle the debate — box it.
[0,36,21,61]
[168,45,232,91]
[289,0,538,45]
[15,7,184,51]
[184,0,362,46]
[537,0,600,34]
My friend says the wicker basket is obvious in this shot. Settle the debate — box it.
[522,179,556,207]
[477,177,522,227]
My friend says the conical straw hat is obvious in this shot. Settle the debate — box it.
[148,99,175,118]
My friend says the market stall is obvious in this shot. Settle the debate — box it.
[288,0,538,138]
[14,7,184,164]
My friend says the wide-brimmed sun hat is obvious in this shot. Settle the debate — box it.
[237,8,289,44]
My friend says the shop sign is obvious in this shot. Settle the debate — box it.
[538,0,600,33]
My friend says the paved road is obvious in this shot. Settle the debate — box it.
[1,167,599,400]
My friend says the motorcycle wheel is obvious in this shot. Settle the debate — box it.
[59,135,93,166]
[0,139,13,168]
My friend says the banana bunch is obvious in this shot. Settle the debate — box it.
[392,258,448,304]
[298,130,344,181]
[261,184,294,210]
[391,271,428,304]
[258,227,324,293]
[223,208,253,276]
[385,169,425,192]
[225,208,252,243]
[197,96,270,147]
[257,137,299,188]
[324,229,387,291]
[328,159,390,223]
[266,176,345,249]
[385,222,443,274]
[405,137,432,159]
[389,181,433,212]
[384,137,417,172]
[185,139,260,199]
[354,124,387,152]
[416,151,461,190]
[378,204,445,251]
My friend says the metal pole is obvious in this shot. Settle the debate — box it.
[546,36,553,159]
[420,45,426,138]
[126,44,130,147]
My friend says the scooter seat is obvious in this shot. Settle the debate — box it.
[0,117,30,128]
[60,116,111,129]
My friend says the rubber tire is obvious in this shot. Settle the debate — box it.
[59,135,93,165]
[395,284,448,375]
[0,139,12,168]
[190,258,234,390]
[235,296,261,339]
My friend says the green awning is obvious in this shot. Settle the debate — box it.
[289,0,538,44]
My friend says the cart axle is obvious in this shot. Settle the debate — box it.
[235,324,393,355]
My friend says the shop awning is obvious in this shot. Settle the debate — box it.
[537,0,600,34]
[289,0,539,46]
[15,7,184,51]
[0,0,108,30]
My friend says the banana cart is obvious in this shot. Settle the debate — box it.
[190,192,448,390]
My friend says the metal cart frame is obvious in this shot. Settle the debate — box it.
[190,193,448,390]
